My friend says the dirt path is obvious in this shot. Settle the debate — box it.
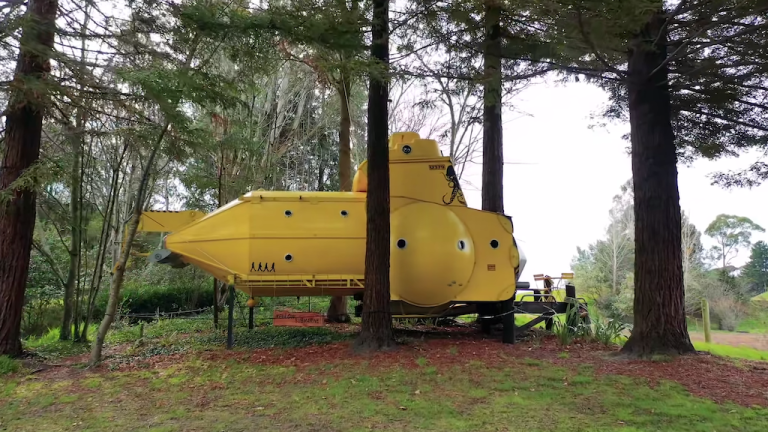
[690,330,768,350]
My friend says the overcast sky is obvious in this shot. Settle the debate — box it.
[454,79,768,284]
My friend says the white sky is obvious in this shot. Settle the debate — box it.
[456,80,768,283]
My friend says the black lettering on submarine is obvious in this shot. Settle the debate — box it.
[250,262,276,273]
[429,164,446,170]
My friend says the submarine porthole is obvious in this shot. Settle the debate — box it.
[285,253,293,262]
[284,210,293,217]
[490,239,499,249]
[340,210,348,217]
[402,145,412,154]
[396,239,407,249]
[457,240,466,250]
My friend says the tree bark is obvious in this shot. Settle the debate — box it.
[90,124,167,365]
[61,120,83,341]
[354,0,395,351]
[620,12,695,357]
[476,0,505,328]
[81,156,123,342]
[327,77,353,323]
[481,0,504,214]
[0,0,59,357]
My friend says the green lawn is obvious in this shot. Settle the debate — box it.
[2,349,767,432]
[3,314,768,431]
[693,342,768,362]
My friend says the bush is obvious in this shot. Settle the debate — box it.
[710,297,749,331]
[94,265,216,318]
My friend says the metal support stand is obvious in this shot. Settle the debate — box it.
[248,304,254,330]
[226,284,235,349]
[501,297,515,344]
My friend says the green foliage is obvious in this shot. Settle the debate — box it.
[591,317,630,346]
[94,265,216,317]
[196,326,352,349]
[22,251,65,338]
[742,241,768,295]
[0,356,20,376]
[705,214,765,270]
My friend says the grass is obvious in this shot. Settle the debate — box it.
[6,308,768,431]
[2,352,767,432]
[694,342,768,362]
[0,355,20,376]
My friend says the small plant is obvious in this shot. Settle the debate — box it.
[0,355,20,375]
[591,318,630,346]
[558,352,570,359]
[553,303,591,346]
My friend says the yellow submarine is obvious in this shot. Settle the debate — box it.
[136,132,537,319]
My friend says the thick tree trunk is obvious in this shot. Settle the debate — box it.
[477,0,505,328]
[481,0,504,214]
[0,0,59,357]
[354,0,394,351]
[620,13,694,357]
[328,78,353,323]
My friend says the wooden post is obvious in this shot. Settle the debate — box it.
[702,298,711,343]
[227,285,235,349]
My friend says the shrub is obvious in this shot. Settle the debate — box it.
[591,318,630,346]
[94,265,216,318]
[710,297,749,331]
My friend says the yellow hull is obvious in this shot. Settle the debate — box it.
[141,132,525,310]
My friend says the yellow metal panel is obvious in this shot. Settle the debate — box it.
[137,210,205,233]
[151,131,525,307]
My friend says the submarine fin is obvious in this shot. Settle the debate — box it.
[148,249,189,269]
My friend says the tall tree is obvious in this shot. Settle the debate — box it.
[482,0,504,214]
[0,0,59,357]
[527,0,768,357]
[742,241,768,295]
[705,214,765,271]
[354,0,395,351]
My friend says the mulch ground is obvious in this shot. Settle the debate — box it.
[27,325,768,409]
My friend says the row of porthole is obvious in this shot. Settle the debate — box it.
[284,210,348,217]
[396,239,501,250]
[281,239,501,262]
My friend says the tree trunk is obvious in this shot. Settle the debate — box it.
[354,0,394,351]
[82,156,124,342]
[61,121,84,341]
[481,0,504,214]
[90,125,167,365]
[0,0,59,357]
[328,77,353,323]
[476,0,505,328]
[620,12,694,357]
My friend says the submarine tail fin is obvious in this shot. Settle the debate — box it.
[135,210,206,233]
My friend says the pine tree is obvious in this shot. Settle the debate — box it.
[354,0,396,351]
[525,0,768,356]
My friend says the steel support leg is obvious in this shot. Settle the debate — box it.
[226,285,235,349]
[501,298,515,344]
